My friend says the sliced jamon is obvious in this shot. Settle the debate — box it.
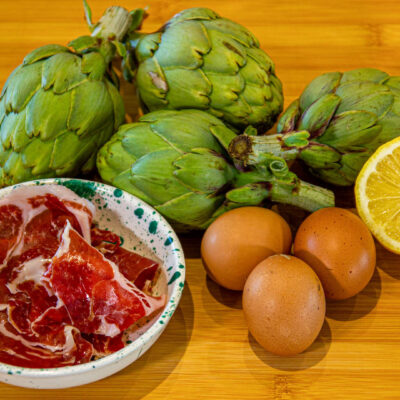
[0,311,93,368]
[91,228,159,290]
[0,205,23,267]
[49,222,165,337]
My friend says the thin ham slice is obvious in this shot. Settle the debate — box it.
[49,223,164,337]
[91,228,159,290]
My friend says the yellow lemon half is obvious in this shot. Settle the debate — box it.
[355,137,400,254]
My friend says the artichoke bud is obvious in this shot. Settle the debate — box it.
[0,4,134,186]
[273,68,400,186]
[125,7,283,131]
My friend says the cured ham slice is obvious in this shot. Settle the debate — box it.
[91,228,159,290]
[49,223,164,337]
[0,185,165,368]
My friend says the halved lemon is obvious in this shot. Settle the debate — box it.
[355,137,400,254]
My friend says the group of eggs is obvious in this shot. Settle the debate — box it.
[201,206,376,356]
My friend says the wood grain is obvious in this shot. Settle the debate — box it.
[0,0,399,398]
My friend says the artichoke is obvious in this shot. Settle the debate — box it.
[97,109,334,231]
[123,8,283,132]
[229,68,400,186]
[0,3,138,186]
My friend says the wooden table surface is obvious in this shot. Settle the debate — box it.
[0,0,400,398]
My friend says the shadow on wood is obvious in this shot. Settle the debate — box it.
[178,231,203,259]
[376,242,400,281]
[247,319,332,372]
[205,275,242,310]
[326,266,381,321]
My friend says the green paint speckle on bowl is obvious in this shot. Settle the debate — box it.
[134,208,144,219]
[113,188,123,198]
[59,179,97,200]
[179,264,184,269]
[119,236,124,246]
[149,221,158,234]
[168,271,181,285]
[164,237,173,246]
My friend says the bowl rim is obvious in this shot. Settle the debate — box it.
[0,178,185,378]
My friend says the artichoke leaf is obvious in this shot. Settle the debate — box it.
[113,170,157,205]
[135,57,169,106]
[205,18,259,48]
[169,8,218,25]
[163,68,211,109]
[4,152,35,183]
[97,137,137,183]
[341,68,389,84]
[20,137,53,171]
[121,124,171,158]
[0,99,5,126]
[68,36,98,53]
[68,80,113,136]
[205,72,245,107]
[336,82,393,116]
[129,148,190,204]
[104,80,125,130]
[82,52,107,81]
[134,32,162,63]
[318,110,381,150]
[42,53,87,93]
[149,111,223,153]
[155,20,210,69]
[0,113,18,149]
[277,99,301,133]
[202,30,246,74]
[299,72,342,112]
[225,183,269,204]
[10,110,29,151]
[26,89,70,140]
[155,191,224,229]
[23,44,70,65]
[298,93,341,136]
[4,61,42,113]
[173,148,235,193]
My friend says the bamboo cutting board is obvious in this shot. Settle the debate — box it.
[0,1,399,398]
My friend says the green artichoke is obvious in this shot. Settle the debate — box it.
[0,4,137,186]
[229,68,400,186]
[97,109,334,231]
[123,8,283,132]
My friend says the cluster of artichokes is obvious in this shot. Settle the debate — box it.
[0,3,398,230]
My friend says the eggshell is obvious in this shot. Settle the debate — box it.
[293,207,376,300]
[201,207,292,290]
[243,255,325,356]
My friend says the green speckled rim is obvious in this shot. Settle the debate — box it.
[0,178,185,380]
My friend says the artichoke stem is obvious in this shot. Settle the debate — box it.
[229,131,310,165]
[269,179,335,212]
[92,6,132,42]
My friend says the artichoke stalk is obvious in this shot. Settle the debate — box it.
[97,109,334,232]
[229,68,400,186]
[122,8,283,133]
[0,3,140,187]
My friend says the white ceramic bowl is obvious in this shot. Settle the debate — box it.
[0,178,185,389]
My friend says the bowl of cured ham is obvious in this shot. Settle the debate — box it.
[0,178,185,389]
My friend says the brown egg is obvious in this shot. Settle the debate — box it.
[243,255,325,356]
[294,207,376,300]
[201,207,292,290]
